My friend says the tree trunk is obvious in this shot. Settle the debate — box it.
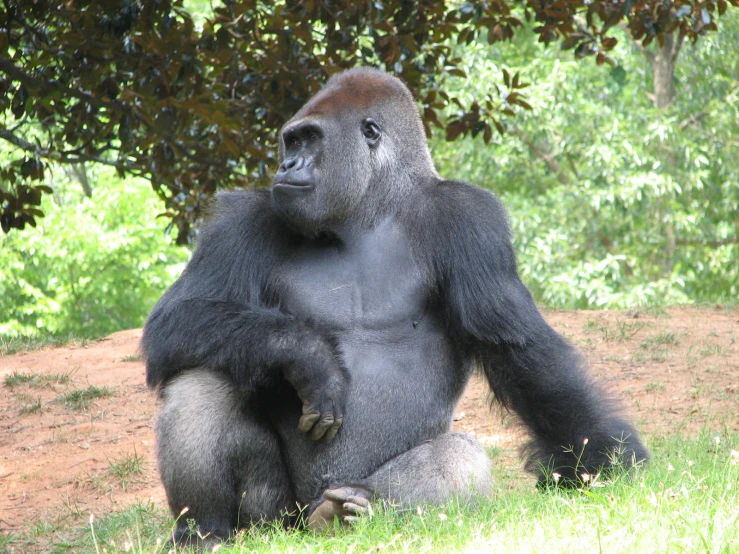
[64,164,93,198]
[634,31,684,273]
[652,34,677,109]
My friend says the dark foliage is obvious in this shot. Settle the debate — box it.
[1,0,736,242]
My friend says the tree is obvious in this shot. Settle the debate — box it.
[0,168,189,337]
[430,12,739,306]
[1,0,736,243]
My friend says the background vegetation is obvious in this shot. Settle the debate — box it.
[1,1,737,339]
[432,13,739,308]
[1,7,737,553]
[0,168,188,337]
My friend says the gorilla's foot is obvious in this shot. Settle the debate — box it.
[307,486,373,531]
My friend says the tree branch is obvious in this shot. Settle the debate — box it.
[0,127,145,176]
[64,164,93,197]
[566,152,580,179]
[678,110,708,129]
[510,128,569,184]
[671,27,686,64]
[619,22,655,65]
[634,38,656,65]
[0,128,38,152]
[679,83,739,129]
[0,58,129,114]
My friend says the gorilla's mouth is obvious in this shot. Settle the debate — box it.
[273,182,315,193]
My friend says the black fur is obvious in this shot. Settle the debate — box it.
[142,68,647,544]
[405,180,647,482]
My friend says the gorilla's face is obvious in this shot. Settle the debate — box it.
[270,68,437,238]
[270,109,382,237]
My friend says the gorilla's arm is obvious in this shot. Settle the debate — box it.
[421,181,648,484]
[141,191,346,441]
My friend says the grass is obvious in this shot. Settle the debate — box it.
[4,432,736,553]
[633,330,682,364]
[121,354,143,362]
[0,333,88,356]
[83,469,112,494]
[4,370,73,388]
[640,332,680,349]
[17,393,43,414]
[687,341,725,368]
[585,319,646,343]
[107,451,146,491]
[55,385,114,410]
[699,343,723,358]
[644,381,666,393]
[4,371,37,387]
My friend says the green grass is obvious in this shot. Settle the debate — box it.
[121,354,143,362]
[644,381,666,393]
[0,333,88,356]
[108,451,146,491]
[4,371,37,387]
[17,393,43,414]
[4,433,738,553]
[640,332,680,348]
[55,385,113,410]
[4,370,73,388]
[585,319,646,343]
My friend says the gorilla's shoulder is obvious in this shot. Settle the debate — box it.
[409,178,508,225]
[188,190,287,262]
[207,190,272,224]
[199,190,280,237]
[403,179,513,272]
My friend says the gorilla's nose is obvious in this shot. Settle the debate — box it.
[279,156,306,173]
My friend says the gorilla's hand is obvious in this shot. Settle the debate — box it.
[283,353,347,443]
[297,373,346,442]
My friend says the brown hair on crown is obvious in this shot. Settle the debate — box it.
[294,67,417,118]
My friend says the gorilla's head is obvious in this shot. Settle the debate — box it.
[271,68,438,237]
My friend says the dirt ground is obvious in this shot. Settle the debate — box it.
[1,307,737,539]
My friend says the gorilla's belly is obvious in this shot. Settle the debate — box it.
[271,219,470,501]
[270,323,467,503]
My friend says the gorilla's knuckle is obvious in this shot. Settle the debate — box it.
[318,413,335,426]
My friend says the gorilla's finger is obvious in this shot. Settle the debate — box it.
[309,415,335,441]
[320,416,343,443]
[323,487,368,503]
[344,495,369,508]
[342,499,373,521]
[298,411,320,433]
[343,502,368,516]
[322,489,345,503]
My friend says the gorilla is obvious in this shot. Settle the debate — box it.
[142,67,647,546]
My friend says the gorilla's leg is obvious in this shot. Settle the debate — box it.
[308,432,491,530]
[156,369,296,546]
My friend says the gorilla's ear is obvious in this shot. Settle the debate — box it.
[361,118,381,147]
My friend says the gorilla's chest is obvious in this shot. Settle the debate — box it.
[280,220,427,332]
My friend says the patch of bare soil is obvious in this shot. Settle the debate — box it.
[1,307,737,539]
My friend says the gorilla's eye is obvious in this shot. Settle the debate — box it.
[308,133,320,142]
[287,135,301,148]
[361,118,381,145]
